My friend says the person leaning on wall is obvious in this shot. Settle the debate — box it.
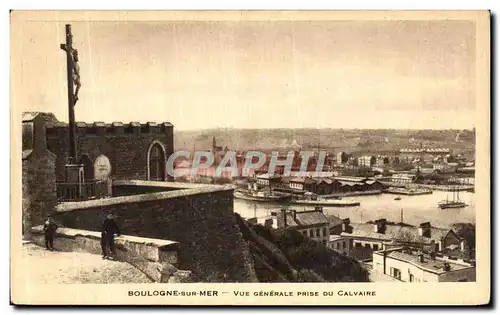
[101,213,121,259]
[43,215,59,251]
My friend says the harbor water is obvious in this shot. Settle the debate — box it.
[234,191,476,229]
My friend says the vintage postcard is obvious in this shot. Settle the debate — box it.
[10,10,490,306]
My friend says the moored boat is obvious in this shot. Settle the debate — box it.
[233,190,292,203]
[438,200,468,209]
[438,186,468,209]
[290,199,360,207]
[385,187,433,196]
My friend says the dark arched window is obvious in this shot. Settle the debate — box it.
[149,143,165,181]
[79,154,94,181]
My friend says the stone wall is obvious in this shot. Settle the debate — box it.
[45,121,174,181]
[22,112,58,236]
[22,152,57,236]
[30,226,187,283]
[52,183,255,282]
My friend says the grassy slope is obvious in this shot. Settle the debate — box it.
[234,213,369,283]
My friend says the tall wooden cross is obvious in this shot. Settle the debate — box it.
[60,24,80,164]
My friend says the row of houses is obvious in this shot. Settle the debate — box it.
[253,207,474,282]
[254,174,386,195]
[372,247,475,282]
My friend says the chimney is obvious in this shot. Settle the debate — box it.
[342,218,350,232]
[417,251,424,263]
[443,262,451,272]
[373,219,387,234]
[418,222,431,237]
[430,251,436,260]
[264,218,274,228]
[280,208,287,228]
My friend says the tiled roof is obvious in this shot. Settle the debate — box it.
[341,223,451,244]
[295,211,329,226]
[339,181,364,187]
[327,215,343,227]
[334,176,367,182]
[279,210,329,228]
[317,178,335,184]
[290,177,316,184]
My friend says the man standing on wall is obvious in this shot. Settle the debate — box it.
[101,214,121,259]
[43,216,58,251]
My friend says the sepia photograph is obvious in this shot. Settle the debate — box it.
[10,10,490,305]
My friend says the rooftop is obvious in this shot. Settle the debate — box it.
[329,235,345,241]
[341,223,452,245]
[374,248,474,275]
[339,181,366,186]
[326,214,344,227]
[256,174,281,180]
[22,111,58,123]
[333,176,367,182]
[289,177,317,184]
[280,210,329,228]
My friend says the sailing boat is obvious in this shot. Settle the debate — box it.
[438,185,467,209]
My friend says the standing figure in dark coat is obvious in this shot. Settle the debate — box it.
[43,216,58,251]
[101,214,120,259]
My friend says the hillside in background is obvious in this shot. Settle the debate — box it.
[174,128,476,156]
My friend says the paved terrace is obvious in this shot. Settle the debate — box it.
[18,243,152,284]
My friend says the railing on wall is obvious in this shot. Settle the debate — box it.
[56,180,109,202]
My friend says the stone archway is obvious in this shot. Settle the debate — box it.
[79,154,94,181]
[147,141,166,181]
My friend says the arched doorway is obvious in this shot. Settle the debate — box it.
[79,154,94,181]
[148,142,166,181]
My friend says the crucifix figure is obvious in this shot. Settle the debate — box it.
[70,49,81,104]
[60,44,81,106]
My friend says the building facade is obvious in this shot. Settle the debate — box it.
[372,247,476,282]
[44,118,174,182]
[339,220,467,261]
[277,208,330,245]
[22,112,175,234]
[328,235,352,256]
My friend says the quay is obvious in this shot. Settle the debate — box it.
[290,199,361,207]
[319,190,382,199]
[379,181,474,193]
[384,187,433,196]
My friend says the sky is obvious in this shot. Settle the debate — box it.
[11,17,477,130]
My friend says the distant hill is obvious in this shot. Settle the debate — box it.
[174,128,476,155]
